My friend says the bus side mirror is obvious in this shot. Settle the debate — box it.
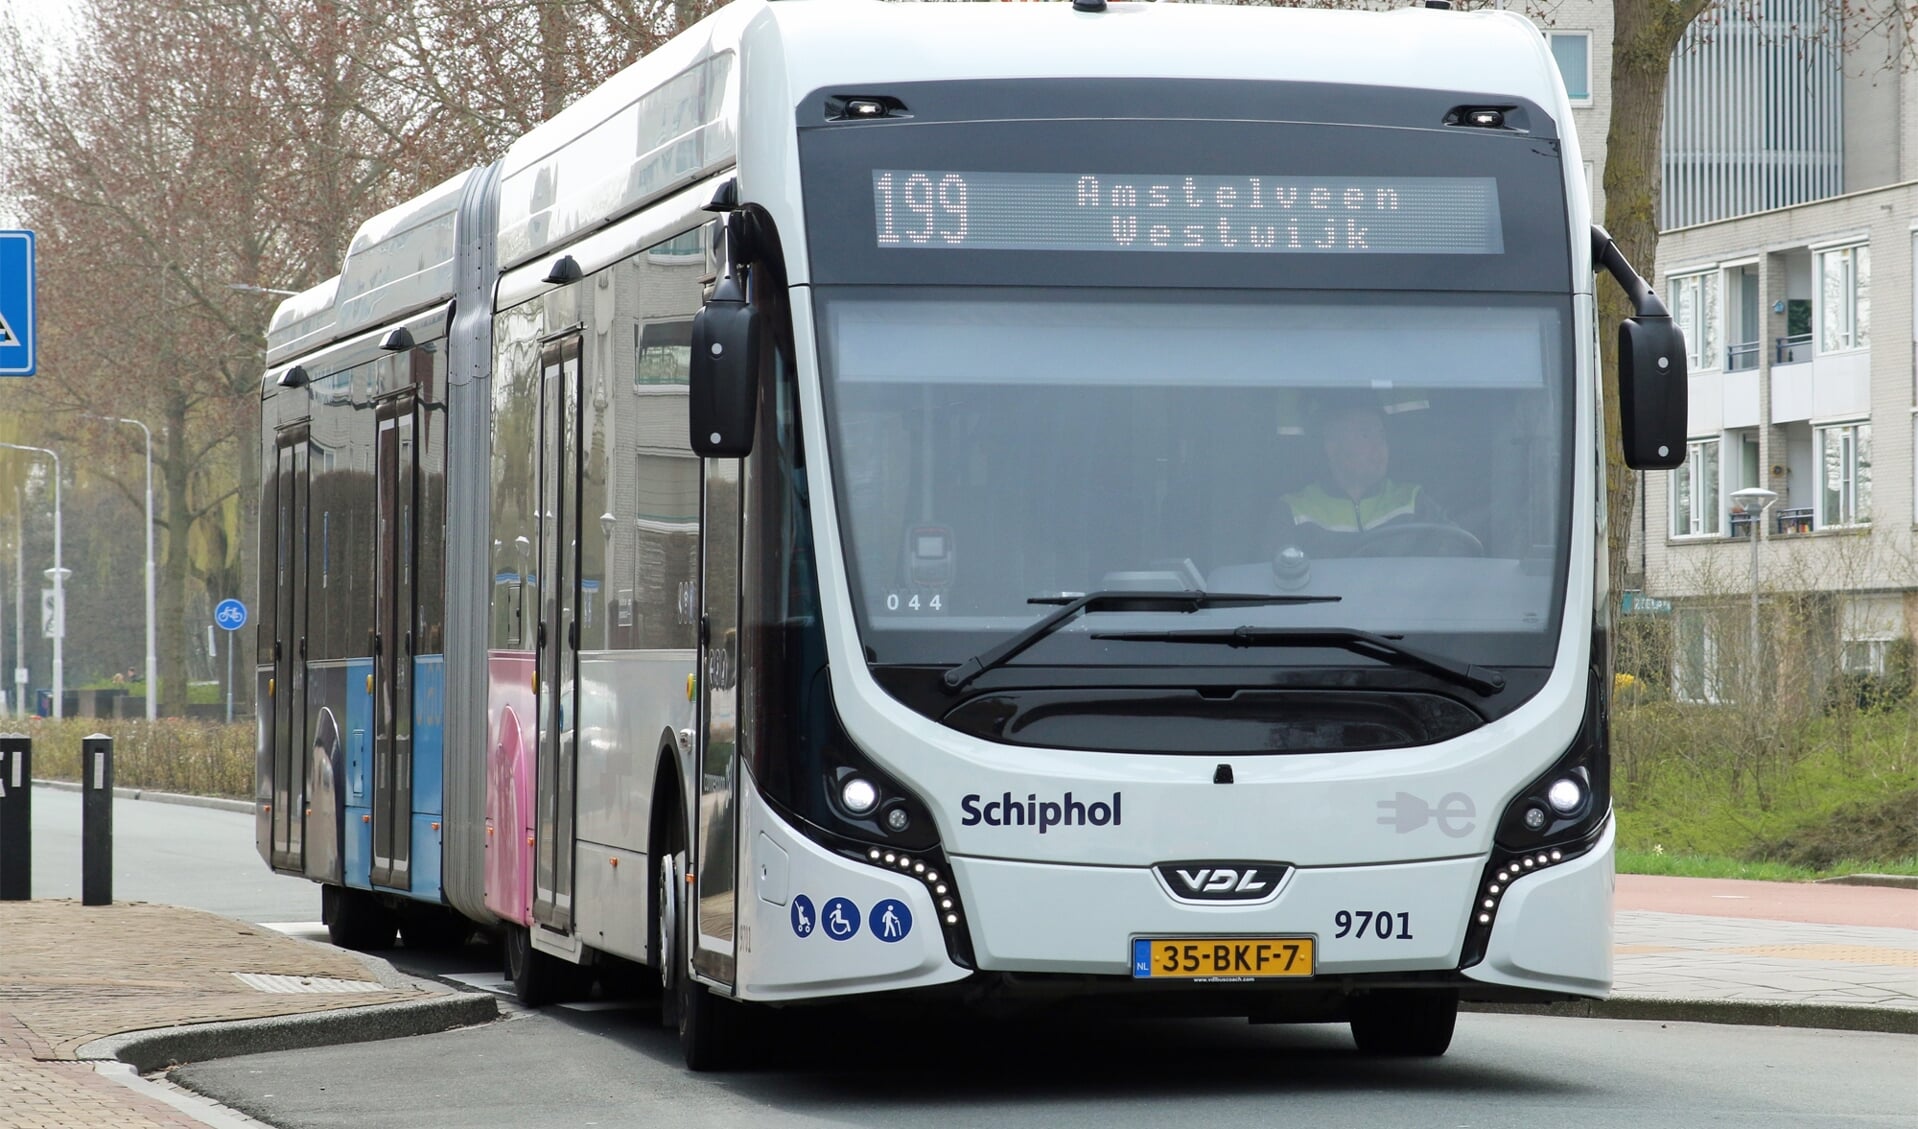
[1617,316,1687,470]
[689,296,762,458]
[1591,226,1689,471]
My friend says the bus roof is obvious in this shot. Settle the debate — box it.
[496,0,1565,273]
[764,1,1559,100]
[333,167,482,340]
[265,275,339,367]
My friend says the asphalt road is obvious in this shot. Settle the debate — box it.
[25,787,318,923]
[174,1004,1917,1129]
[20,792,1917,1128]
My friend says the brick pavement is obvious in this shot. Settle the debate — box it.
[1614,913,1918,1010]
[0,899,430,1129]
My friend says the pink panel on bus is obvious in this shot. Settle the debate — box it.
[484,652,536,925]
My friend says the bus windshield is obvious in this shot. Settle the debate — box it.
[799,84,1579,677]
[817,287,1573,672]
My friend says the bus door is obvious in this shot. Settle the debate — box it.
[269,425,309,874]
[371,393,417,890]
[693,455,741,984]
[533,336,582,931]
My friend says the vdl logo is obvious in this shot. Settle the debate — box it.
[1154,862,1291,903]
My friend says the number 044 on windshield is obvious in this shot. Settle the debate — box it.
[1131,937,1315,979]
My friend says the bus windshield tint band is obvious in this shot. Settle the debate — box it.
[871,171,1504,256]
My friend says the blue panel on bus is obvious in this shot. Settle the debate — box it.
[345,659,372,806]
[344,805,370,888]
[344,658,373,889]
[413,655,444,816]
[409,813,443,903]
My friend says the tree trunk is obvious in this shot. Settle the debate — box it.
[1600,0,1711,597]
[158,395,193,718]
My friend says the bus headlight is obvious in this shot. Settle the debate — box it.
[1546,777,1585,815]
[839,776,880,815]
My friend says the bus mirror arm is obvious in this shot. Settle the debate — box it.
[1592,225,1688,471]
[689,212,763,459]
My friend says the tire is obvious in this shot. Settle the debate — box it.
[505,924,570,1007]
[656,850,682,1029]
[659,842,746,1071]
[1348,990,1459,1057]
[322,884,397,951]
[677,956,744,1072]
[398,905,473,951]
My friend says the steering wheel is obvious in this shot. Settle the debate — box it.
[1349,522,1485,558]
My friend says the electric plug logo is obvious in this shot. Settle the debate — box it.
[1377,791,1476,838]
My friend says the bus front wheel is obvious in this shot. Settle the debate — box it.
[1348,990,1458,1056]
[659,843,745,1071]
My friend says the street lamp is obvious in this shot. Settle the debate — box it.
[1730,486,1779,699]
[84,415,156,721]
[0,443,61,719]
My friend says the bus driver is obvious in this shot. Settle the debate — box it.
[1270,393,1463,559]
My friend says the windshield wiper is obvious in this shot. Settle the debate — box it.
[1087,626,1505,696]
[941,591,1341,694]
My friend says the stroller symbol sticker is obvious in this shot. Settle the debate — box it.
[790,895,816,939]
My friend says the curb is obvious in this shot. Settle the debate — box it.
[1467,996,1918,1035]
[1816,873,1918,891]
[32,778,253,815]
[78,991,500,1073]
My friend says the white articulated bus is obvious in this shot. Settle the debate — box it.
[259,0,1688,1070]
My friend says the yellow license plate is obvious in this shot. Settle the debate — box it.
[1132,937,1315,980]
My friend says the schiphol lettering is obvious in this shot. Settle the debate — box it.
[960,790,1123,833]
[1079,175,1396,253]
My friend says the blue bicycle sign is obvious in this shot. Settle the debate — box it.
[214,599,248,631]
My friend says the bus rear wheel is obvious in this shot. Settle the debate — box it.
[322,884,397,951]
[505,924,573,1007]
[398,904,473,951]
[1348,990,1458,1056]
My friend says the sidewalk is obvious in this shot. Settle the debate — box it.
[1603,873,1918,1028]
[1,878,1913,1129]
[0,900,495,1129]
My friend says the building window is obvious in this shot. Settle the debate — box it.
[1669,271,1720,371]
[1548,33,1592,102]
[1816,422,1870,527]
[1817,243,1869,353]
[1673,607,1724,704]
[1842,638,1889,676]
[1671,437,1721,537]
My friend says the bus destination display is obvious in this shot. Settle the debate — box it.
[872,171,1503,256]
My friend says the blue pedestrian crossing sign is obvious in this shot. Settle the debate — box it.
[214,599,248,631]
[0,231,36,377]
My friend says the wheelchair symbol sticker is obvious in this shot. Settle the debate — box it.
[821,896,860,941]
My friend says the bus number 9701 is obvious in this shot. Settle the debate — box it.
[1334,910,1412,940]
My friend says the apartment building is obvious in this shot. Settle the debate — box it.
[1638,9,1915,701]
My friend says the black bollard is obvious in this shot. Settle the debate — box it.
[0,734,28,900]
[82,733,113,906]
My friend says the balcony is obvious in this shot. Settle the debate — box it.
[1775,506,1813,534]
[1727,506,1815,539]
[1774,333,1813,364]
[1726,340,1760,371]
